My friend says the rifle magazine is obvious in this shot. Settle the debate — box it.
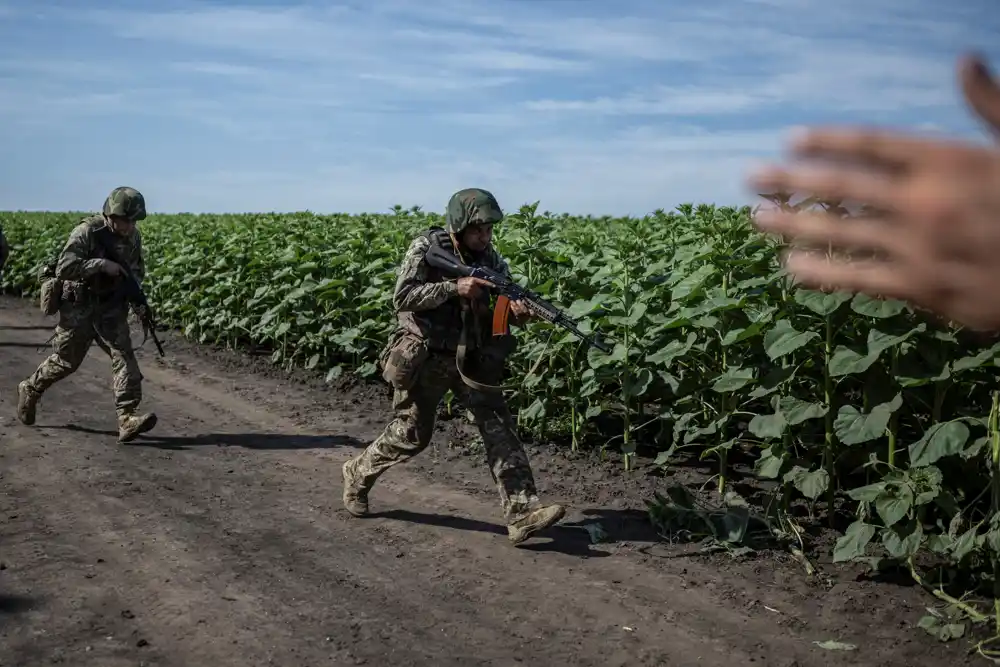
[492,295,512,336]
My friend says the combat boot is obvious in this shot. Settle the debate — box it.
[341,457,371,516]
[118,411,157,443]
[507,504,566,546]
[16,381,40,425]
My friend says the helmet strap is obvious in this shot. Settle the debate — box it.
[449,230,467,265]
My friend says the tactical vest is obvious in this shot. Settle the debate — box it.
[410,226,464,348]
[418,227,511,393]
[84,217,126,297]
[402,226,493,351]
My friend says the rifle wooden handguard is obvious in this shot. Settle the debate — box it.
[492,295,512,336]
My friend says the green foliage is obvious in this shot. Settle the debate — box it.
[5,199,1000,647]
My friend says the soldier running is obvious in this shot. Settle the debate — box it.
[341,188,566,546]
[16,186,158,443]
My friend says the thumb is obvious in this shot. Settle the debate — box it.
[959,54,1000,137]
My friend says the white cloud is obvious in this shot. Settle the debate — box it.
[167,61,266,78]
[524,89,763,116]
[56,2,976,123]
[390,18,706,64]
[88,6,342,61]
[446,49,584,73]
[354,72,517,93]
[435,111,549,129]
[24,3,978,116]
[0,58,123,81]
[0,89,126,117]
[524,50,956,117]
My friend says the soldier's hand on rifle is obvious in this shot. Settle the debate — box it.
[510,300,534,321]
[456,276,491,299]
[101,260,123,277]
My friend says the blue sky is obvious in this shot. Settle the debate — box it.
[0,0,998,217]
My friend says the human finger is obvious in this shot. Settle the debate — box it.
[457,278,481,295]
[748,164,902,213]
[786,127,945,170]
[753,209,904,257]
[959,54,1000,138]
[949,298,1000,333]
[780,249,917,303]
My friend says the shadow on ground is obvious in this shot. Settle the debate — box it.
[40,424,364,450]
[369,507,662,558]
[572,507,662,544]
[0,325,53,331]
[0,594,38,615]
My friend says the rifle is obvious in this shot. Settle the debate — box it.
[93,227,165,357]
[424,242,612,354]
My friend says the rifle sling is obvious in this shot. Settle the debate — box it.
[435,228,505,394]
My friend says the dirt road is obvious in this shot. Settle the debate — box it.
[0,295,974,666]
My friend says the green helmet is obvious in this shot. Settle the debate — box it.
[102,186,147,221]
[445,188,503,234]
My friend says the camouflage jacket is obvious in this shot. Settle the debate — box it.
[56,214,145,299]
[393,229,513,351]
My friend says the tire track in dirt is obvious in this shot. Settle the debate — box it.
[0,297,975,666]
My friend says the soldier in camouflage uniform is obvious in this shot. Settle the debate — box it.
[342,188,566,546]
[16,186,158,443]
[0,222,9,279]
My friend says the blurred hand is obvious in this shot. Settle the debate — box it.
[748,54,1000,331]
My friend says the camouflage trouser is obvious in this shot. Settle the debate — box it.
[24,300,142,416]
[352,337,539,521]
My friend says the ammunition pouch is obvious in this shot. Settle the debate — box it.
[379,331,430,391]
[37,261,62,316]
